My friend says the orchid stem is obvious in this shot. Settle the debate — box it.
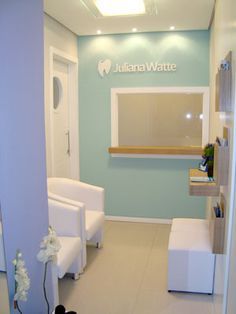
[43,261,50,314]
[14,259,23,314]
[15,301,23,314]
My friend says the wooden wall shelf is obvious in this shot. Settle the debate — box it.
[210,194,226,254]
[215,51,232,112]
[108,146,203,156]
[213,143,229,186]
[189,169,220,197]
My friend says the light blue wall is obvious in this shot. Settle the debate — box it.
[0,1,53,312]
[78,31,209,219]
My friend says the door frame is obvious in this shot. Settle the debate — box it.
[49,46,79,179]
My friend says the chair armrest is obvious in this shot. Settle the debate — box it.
[48,191,85,209]
[48,199,84,238]
[48,178,104,212]
[72,181,104,212]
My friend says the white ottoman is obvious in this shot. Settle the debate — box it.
[168,230,215,294]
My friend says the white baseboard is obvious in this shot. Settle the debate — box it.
[105,215,172,224]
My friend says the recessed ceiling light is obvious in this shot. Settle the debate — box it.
[170,26,175,30]
[97,30,102,34]
[132,28,137,32]
[186,113,192,119]
[94,0,145,16]
[80,0,158,18]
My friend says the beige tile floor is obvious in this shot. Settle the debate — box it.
[59,221,214,314]
[0,272,10,314]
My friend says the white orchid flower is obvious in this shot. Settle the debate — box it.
[37,226,61,264]
[13,250,30,302]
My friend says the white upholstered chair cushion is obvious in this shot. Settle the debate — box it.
[48,199,84,308]
[57,236,82,279]
[86,210,104,241]
[47,177,105,248]
[47,178,104,212]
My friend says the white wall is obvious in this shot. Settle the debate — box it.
[44,14,79,176]
[209,0,236,313]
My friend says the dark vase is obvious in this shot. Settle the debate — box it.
[54,305,77,314]
[207,164,214,178]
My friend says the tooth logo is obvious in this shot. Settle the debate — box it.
[98,59,112,77]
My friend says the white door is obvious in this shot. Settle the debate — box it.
[52,59,71,177]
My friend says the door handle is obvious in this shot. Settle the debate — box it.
[66,130,71,156]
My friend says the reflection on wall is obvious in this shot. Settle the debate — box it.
[118,93,203,146]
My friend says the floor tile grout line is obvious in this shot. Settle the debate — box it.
[60,222,214,314]
[130,224,161,314]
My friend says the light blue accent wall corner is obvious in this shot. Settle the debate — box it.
[78,31,209,219]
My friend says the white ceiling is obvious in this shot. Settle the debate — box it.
[44,0,215,36]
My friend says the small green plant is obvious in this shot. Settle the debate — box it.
[202,144,214,177]
[203,144,214,166]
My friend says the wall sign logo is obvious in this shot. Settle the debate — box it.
[97,59,177,78]
[98,59,112,77]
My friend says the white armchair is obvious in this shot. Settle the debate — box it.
[48,199,84,307]
[47,177,105,268]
